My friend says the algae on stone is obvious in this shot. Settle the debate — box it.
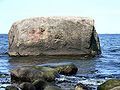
[98,79,120,90]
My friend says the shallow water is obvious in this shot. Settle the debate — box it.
[0,34,120,90]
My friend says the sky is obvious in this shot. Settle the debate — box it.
[0,0,120,34]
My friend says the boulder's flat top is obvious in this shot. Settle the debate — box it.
[14,16,94,25]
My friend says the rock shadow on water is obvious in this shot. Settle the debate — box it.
[8,55,97,67]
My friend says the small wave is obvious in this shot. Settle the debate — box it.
[109,48,120,52]
[0,52,8,55]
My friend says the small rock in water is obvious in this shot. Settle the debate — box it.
[75,83,90,90]
[40,62,78,75]
[5,85,19,90]
[44,85,62,90]
[19,82,36,90]
[10,62,78,84]
[97,79,120,90]
[10,62,79,90]
[11,66,59,83]
[32,79,48,90]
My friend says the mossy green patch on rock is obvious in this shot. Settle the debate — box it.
[98,79,120,90]
[11,67,43,83]
[32,66,59,82]
[40,62,78,75]
[10,66,60,83]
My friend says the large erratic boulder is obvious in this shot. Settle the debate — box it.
[8,16,101,56]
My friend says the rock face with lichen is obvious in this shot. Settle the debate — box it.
[8,16,101,56]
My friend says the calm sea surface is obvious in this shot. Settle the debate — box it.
[0,34,120,90]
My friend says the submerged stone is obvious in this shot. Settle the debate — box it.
[8,16,101,57]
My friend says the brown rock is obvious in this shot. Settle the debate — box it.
[8,16,101,57]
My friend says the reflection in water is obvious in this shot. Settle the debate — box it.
[9,56,96,74]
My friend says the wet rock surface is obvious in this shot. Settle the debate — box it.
[11,66,59,83]
[44,85,62,90]
[8,16,101,57]
[32,79,48,90]
[5,85,19,90]
[39,62,78,75]
[75,83,90,90]
[19,82,36,90]
[9,62,78,90]
[97,79,120,90]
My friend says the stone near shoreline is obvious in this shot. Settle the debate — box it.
[5,85,19,90]
[97,79,120,90]
[11,66,59,83]
[8,16,101,57]
[9,62,78,90]
[32,79,62,90]
[6,81,62,90]
[10,62,77,90]
[10,62,77,83]
[39,62,78,75]
[19,82,36,90]
[75,83,90,90]
[44,85,62,90]
[32,79,48,90]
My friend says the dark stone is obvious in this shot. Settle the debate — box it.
[5,85,19,90]
[19,82,36,90]
[75,83,90,90]
[11,67,43,83]
[32,79,48,90]
[11,66,59,83]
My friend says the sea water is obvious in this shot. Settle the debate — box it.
[0,34,120,90]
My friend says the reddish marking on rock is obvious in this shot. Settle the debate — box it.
[28,29,44,42]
